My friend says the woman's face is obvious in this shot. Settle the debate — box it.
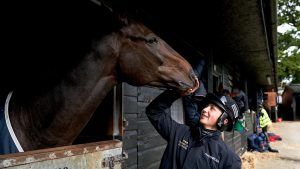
[199,103,223,130]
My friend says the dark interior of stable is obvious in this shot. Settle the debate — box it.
[73,90,115,144]
[1,1,123,145]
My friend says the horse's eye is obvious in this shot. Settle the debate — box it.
[129,36,139,42]
[146,37,158,44]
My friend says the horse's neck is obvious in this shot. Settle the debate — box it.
[10,35,120,148]
[52,52,117,123]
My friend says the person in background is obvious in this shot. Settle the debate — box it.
[232,87,250,132]
[222,89,231,97]
[222,89,247,133]
[216,82,225,97]
[257,104,272,143]
[232,87,250,117]
[146,89,241,168]
[249,104,278,153]
[247,132,269,152]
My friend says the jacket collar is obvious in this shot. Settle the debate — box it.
[193,126,221,141]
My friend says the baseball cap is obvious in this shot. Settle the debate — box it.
[194,93,239,131]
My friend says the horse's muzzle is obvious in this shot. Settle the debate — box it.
[177,71,199,95]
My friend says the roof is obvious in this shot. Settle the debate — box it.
[288,84,300,93]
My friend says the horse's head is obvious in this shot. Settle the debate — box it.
[115,21,199,93]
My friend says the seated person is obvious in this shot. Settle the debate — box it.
[247,131,279,153]
[257,104,272,143]
[247,133,267,152]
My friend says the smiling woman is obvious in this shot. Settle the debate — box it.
[0,1,198,154]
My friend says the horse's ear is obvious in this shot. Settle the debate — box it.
[111,0,131,26]
[118,15,129,26]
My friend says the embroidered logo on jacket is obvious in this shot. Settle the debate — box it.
[204,153,219,163]
[178,139,188,150]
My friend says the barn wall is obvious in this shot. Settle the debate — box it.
[223,112,254,156]
[122,84,166,169]
[122,84,185,169]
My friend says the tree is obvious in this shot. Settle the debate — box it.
[277,0,300,84]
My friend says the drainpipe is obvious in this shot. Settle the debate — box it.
[259,0,272,64]
[259,0,278,90]
[270,0,278,91]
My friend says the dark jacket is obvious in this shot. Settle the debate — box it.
[232,90,249,114]
[146,90,241,169]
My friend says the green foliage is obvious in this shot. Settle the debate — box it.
[277,0,300,84]
[277,53,300,80]
[278,0,300,27]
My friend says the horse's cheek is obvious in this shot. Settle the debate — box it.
[118,60,141,84]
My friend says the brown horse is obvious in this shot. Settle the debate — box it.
[0,1,198,154]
